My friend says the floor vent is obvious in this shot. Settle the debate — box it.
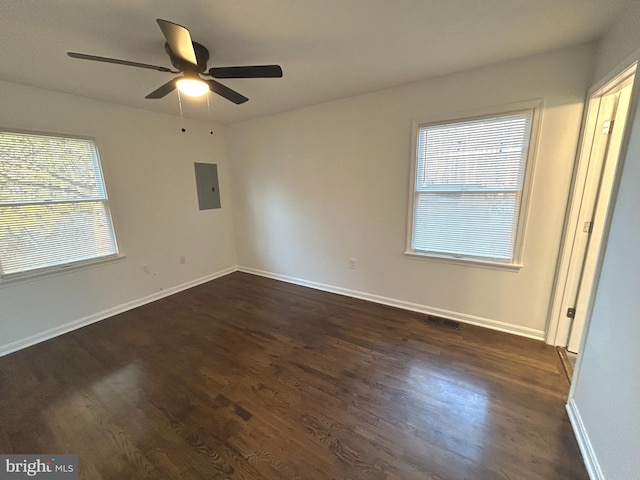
[423,314,461,330]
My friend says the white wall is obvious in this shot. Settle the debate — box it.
[569,85,640,479]
[227,45,594,338]
[0,81,237,355]
[593,0,640,83]
[568,3,640,478]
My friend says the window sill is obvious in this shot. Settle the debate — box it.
[0,254,127,287]
[404,251,523,272]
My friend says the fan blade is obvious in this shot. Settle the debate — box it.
[145,78,178,99]
[156,19,197,66]
[206,79,248,104]
[208,65,283,79]
[67,52,177,73]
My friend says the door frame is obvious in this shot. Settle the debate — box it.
[546,63,638,346]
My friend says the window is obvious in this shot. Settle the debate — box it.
[407,108,536,266]
[0,130,118,278]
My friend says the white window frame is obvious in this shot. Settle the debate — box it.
[0,129,122,283]
[405,100,542,271]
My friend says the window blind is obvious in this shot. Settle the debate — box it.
[411,111,533,261]
[0,131,118,276]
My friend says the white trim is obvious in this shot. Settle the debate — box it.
[406,99,543,270]
[238,266,545,340]
[1,263,547,358]
[0,128,121,278]
[0,266,237,357]
[403,250,522,272]
[566,399,604,480]
[569,59,640,394]
[0,253,127,287]
[545,91,602,345]
[546,62,638,346]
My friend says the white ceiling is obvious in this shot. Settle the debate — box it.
[0,0,628,125]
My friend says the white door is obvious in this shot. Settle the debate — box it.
[547,65,637,352]
[566,80,634,352]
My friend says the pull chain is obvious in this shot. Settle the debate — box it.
[177,89,186,132]
[177,90,212,135]
[206,93,214,135]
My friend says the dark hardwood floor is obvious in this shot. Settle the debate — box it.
[0,272,588,479]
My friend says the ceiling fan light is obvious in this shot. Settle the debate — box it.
[176,78,209,97]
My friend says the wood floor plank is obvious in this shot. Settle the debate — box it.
[0,272,588,479]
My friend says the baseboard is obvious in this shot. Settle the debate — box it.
[1,265,546,357]
[0,266,238,357]
[238,266,545,341]
[566,399,604,480]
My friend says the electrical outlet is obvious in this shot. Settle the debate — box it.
[179,255,186,265]
[142,264,150,274]
[348,258,357,269]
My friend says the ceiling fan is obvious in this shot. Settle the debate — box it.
[67,19,283,104]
